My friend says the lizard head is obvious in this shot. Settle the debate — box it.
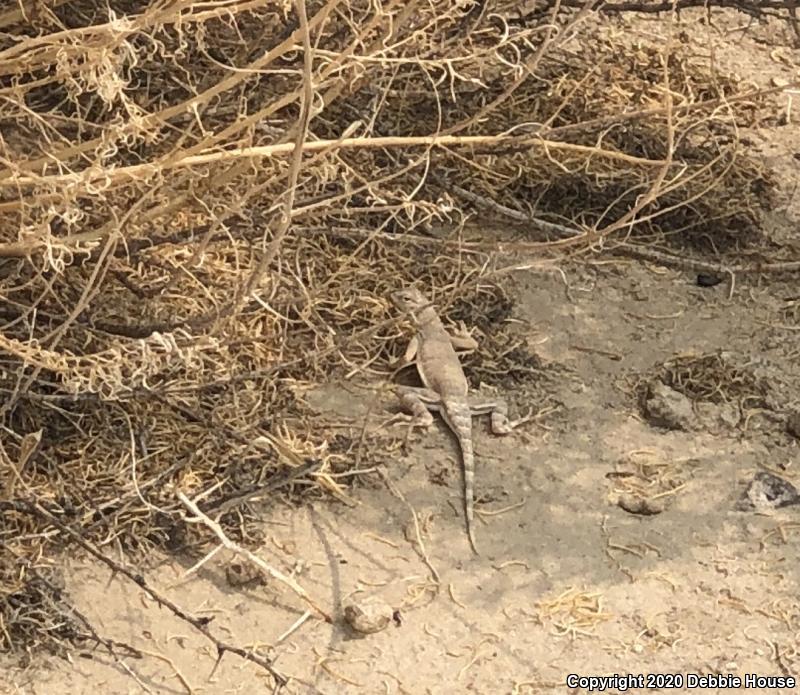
[390,286,430,313]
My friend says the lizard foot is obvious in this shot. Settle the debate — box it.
[387,412,433,450]
[386,411,434,432]
[490,406,534,435]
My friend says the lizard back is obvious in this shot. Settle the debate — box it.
[413,306,469,399]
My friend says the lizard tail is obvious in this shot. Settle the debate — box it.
[463,442,479,556]
[443,402,480,555]
[455,424,480,555]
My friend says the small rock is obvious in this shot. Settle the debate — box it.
[787,411,800,439]
[225,562,265,588]
[618,493,664,516]
[644,381,696,431]
[343,597,394,634]
[696,273,723,287]
[737,471,800,511]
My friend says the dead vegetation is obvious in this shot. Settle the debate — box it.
[634,350,783,426]
[649,352,775,406]
[608,449,700,515]
[0,0,799,686]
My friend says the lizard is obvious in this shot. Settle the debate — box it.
[390,286,530,554]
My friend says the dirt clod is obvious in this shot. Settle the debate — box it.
[644,381,697,431]
[618,493,665,516]
[696,402,741,431]
[343,598,395,635]
[786,412,800,439]
[225,562,265,589]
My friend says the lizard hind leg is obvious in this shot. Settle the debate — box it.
[393,385,441,429]
[391,386,442,452]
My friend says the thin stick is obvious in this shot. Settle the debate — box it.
[1,133,667,191]
[236,0,316,307]
[276,610,313,643]
[377,469,440,584]
[441,164,800,279]
[176,491,332,623]
[6,500,288,687]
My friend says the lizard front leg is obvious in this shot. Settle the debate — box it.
[391,328,475,371]
[449,321,479,353]
[470,397,532,435]
[389,336,420,372]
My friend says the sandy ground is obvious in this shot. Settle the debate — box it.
[7,260,800,694]
[4,9,800,695]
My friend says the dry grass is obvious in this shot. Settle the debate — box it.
[635,350,779,418]
[534,587,614,639]
[607,449,699,513]
[0,0,796,678]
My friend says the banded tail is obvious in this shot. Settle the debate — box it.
[442,400,479,555]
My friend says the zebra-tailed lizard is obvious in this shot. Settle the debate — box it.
[390,287,530,554]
